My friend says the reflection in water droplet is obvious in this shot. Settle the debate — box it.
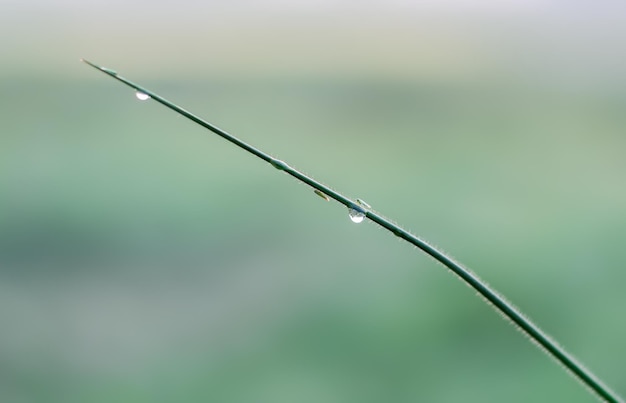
[135,91,151,101]
[348,208,365,223]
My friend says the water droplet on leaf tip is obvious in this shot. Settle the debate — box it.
[135,91,150,101]
[348,208,365,223]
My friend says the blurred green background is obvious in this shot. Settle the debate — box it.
[1,1,625,402]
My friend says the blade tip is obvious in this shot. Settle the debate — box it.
[80,58,97,67]
[80,59,118,75]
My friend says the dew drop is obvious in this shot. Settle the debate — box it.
[135,91,151,101]
[101,67,117,75]
[348,208,365,223]
[270,159,288,170]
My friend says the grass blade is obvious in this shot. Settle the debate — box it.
[81,59,623,403]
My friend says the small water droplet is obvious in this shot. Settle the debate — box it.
[348,208,365,223]
[101,67,117,75]
[135,91,151,101]
[356,198,371,208]
[269,159,289,170]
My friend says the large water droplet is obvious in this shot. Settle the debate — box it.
[135,91,150,101]
[348,208,365,223]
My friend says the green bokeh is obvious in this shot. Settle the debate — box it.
[1,3,625,402]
